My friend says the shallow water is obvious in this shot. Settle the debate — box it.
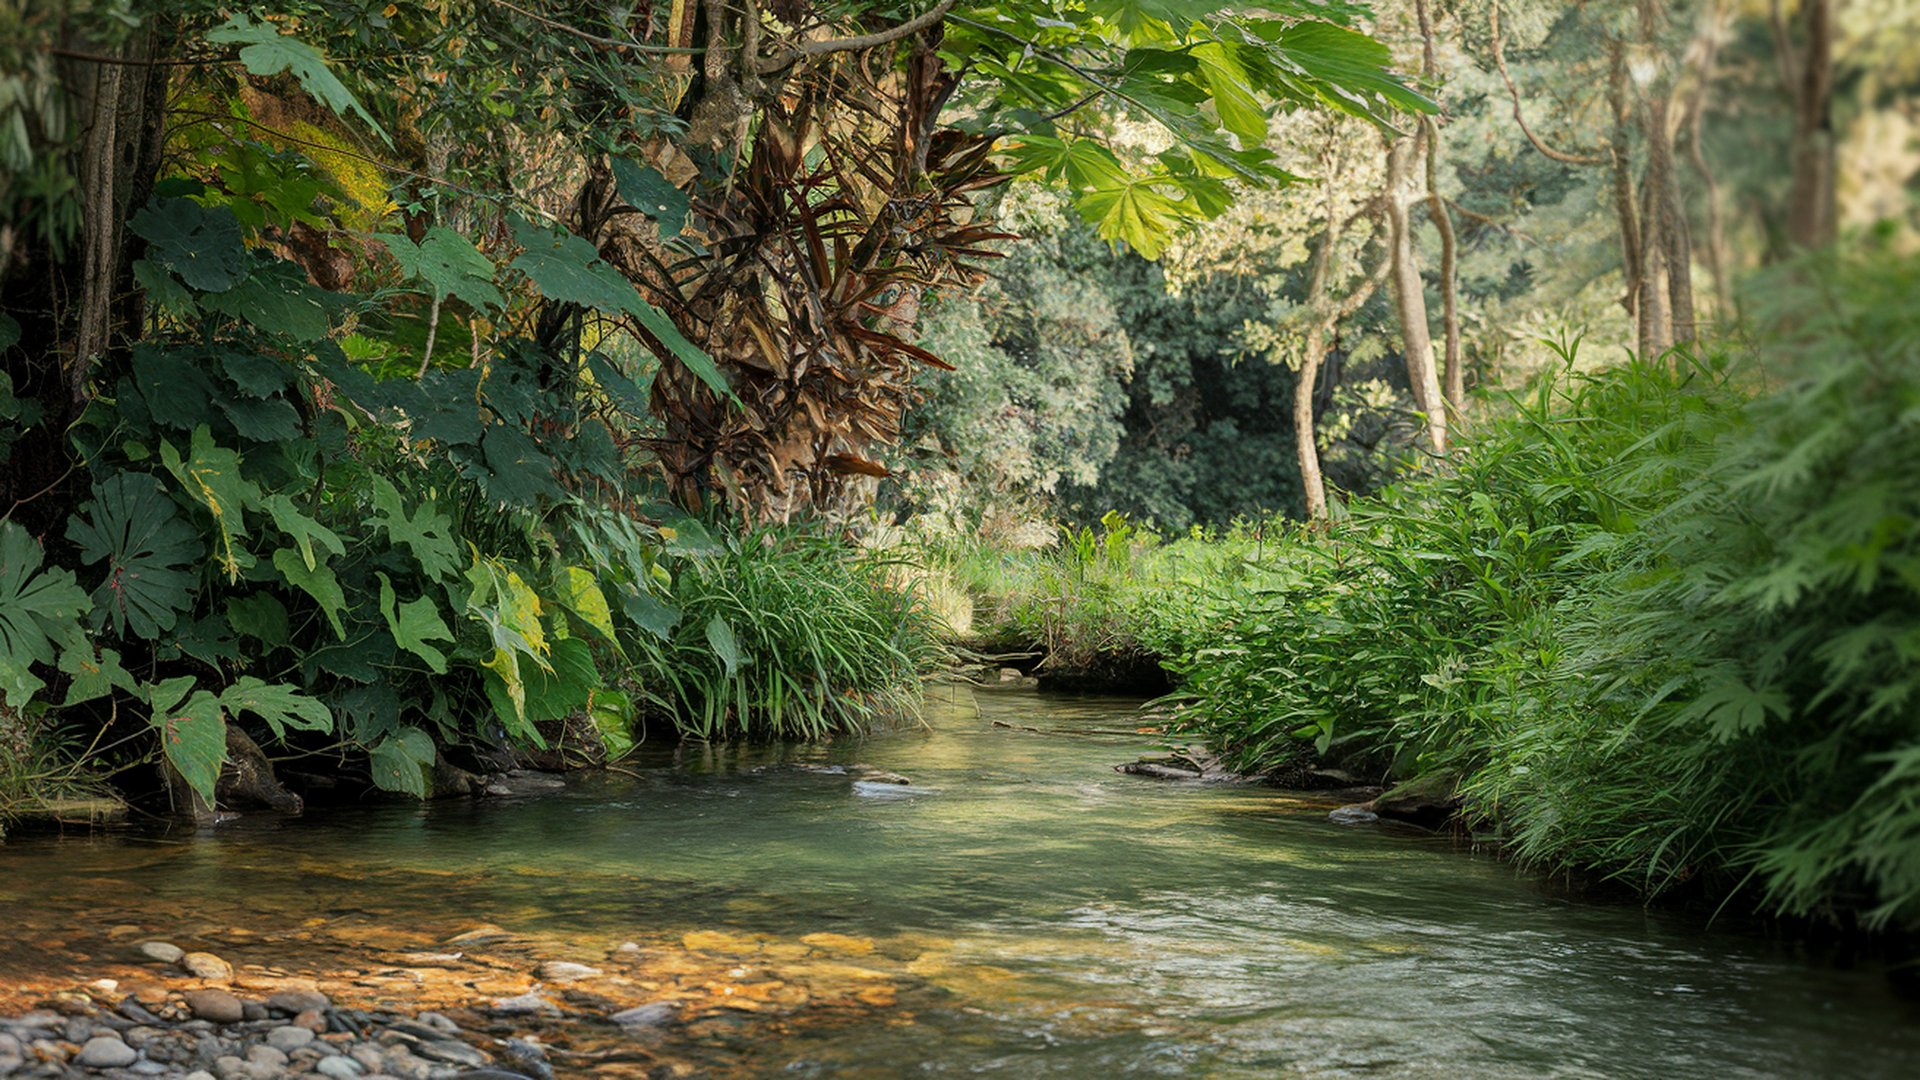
[3,687,1917,1076]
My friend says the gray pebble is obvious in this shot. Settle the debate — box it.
[136,942,185,964]
[76,1035,138,1068]
[414,1041,487,1068]
[607,1002,676,1028]
[245,1043,288,1069]
[265,991,330,1016]
[316,1058,366,1080]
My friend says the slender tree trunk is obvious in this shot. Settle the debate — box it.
[1684,3,1732,318]
[1384,135,1447,456]
[1415,0,1464,420]
[1778,0,1836,249]
[1607,40,1644,326]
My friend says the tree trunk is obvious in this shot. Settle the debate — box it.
[1779,0,1836,249]
[1684,2,1732,319]
[1415,0,1463,420]
[1384,135,1447,456]
[0,26,171,534]
[1295,331,1332,521]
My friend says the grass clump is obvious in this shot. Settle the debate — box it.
[632,526,947,740]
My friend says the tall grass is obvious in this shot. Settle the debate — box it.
[1171,245,1920,930]
[631,527,946,740]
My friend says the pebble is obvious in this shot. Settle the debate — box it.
[487,993,557,1017]
[244,1044,288,1069]
[184,990,246,1024]
[414,1040,488,1067]
[76,1034,138,1068]
[316,1057,366,1079]
[266,1025,314,1052]
[266,990,330,1015]
[533,961,601,982]
[137,942,185,964]
[180,953,234,981]
[294,1008,328,1033]
[608,1002,676,1028]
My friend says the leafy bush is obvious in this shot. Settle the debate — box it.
[1168,245,1920,930]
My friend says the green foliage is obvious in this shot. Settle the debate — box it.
[0,523,89,709]
[628,528,945,740]
[1169,246,1920,931]
[65,474,200,640]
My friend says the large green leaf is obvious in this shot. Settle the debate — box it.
[478,425,564,506]
[160,425,261,582]
[220,675,333,739]
[203,261,337,343]
[611,159,690,240]
[59,642,139,706]
[263,493,345,572]
[271,547,347,640]
[509,218,636,311]
[368,726,437,797]
[556,566,618,645]
[206,15,391,144]
[66,472,202,640]
[508,219,734,402]
[588,686,635,760]
[377,572,452,674]
[0,522,90,707]
[217,394,303,441]
[225,592,290,648]
[370,477,459,582]
[379,227,503,309]
[127,199,249,293]
[488,634,599,726]
[146,677,227,805]
[706,615,741,677]
[1078,178,1189,259]
[1191,41,1266,145]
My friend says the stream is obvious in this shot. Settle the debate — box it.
[2,687,1916,1077]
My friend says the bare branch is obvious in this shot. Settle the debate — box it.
[1489,1,1606,166]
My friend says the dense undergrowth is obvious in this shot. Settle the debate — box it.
[931,247,1920,932]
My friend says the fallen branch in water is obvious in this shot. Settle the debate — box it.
[990,719,1163,737]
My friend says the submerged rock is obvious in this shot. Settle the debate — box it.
[532,961,601,983]
[483,771,568,798]
[1373,771,1463,828]
[178,953,233,981]
[1328,805,1380,826]
[1116,748,1251,783]
[488,992,559,1018]
[608,1002,676,1029]
[137,942,185,965]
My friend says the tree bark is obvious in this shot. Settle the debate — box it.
[1383,135,1447,456]
[1414,0,1463,419]
[1683,2,1732,318]
[1780,0,1836,249]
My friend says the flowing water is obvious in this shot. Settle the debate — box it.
[2,687,1916,1077]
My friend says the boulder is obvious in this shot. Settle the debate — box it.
[1373,770,1463,828]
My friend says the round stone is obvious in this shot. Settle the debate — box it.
[180,952,234,981]
[265,990,330,1016]
[137,942,185,964]
[315,1056,365,1079]
[184,989,246,1024]
[76,1035,138,1068]
[266,1026,314,1052]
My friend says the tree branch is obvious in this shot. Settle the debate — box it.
[1489,1,1606,166]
